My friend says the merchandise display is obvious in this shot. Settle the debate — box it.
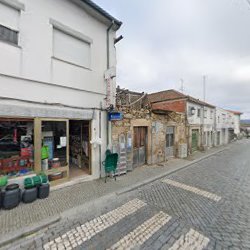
[0,120,34,178]
[22,187,37,203]
[38,183,50,199]
[2,186,21,209]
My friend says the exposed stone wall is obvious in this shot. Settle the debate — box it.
[111,105,186,168]
[151,112,186,164]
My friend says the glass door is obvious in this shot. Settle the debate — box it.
[34,118,69,186]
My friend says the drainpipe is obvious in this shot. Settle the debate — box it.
[107,20,115,69]
[106,21,115,148]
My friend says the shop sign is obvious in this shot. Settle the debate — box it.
[108,112,123,121]
[104,67,116,108]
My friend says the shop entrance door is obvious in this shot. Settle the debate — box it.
[166,126,175,157]
[69,120,91,179]
[133,127,147,168]
[191,129,199,152]
[39,119,69,185]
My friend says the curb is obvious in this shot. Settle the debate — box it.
[0,215,60,249]
[116,147,228,195]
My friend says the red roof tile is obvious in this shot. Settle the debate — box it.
[226,110,243,115]
[148,89,215,108]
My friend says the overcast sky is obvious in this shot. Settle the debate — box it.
[95,0,250,119]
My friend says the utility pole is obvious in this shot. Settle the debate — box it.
[201,75,207,150]
[180,78,184,93]
[203,75,206,101]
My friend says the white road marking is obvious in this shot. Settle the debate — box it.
[162,179,221,202]
[108,211,171,250]
[43,199,146,250]
[168,228,210,250]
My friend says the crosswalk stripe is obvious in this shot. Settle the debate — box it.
[168,228,210,250]
[108,211,171,250]
[162,179,221,202]
[43,199,146,250]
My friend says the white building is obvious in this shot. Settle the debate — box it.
[227,110,243,137]
[0,0,122,185]
[215,108,231,145]
[186,97,216,152]
[215,108,243,146]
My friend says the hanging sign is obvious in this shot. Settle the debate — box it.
[108,112,123,121]
[104,67,116,108]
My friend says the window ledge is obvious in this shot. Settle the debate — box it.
[0,39,21,49]
[52,56,92,71]
[0,0,25,11]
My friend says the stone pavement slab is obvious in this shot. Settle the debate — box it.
[0,144,227,247]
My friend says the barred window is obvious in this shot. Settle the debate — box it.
[0,24,18,45]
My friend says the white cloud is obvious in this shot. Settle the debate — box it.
[96,0,250,118]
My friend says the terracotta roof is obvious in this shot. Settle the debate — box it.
[148,89,215,108]
[187,96,215,108]
[226,110,243,115]
[148,89,186,103]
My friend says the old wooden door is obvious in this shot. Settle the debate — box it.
[133,127,147,168]
[166,126,175,157]
[191,129,199,152]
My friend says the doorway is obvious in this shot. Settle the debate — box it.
[133,126,147,168]
[166,126,175,157]
[69,120,91,179]
[191,129,199,152]
[217,131,221,145]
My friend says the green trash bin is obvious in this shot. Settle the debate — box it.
[102,153,118,183]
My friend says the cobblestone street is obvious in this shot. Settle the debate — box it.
[5,139,250,250]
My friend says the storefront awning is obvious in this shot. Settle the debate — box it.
[0,100,94,120]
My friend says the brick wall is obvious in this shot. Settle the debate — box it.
[152,100,186,113]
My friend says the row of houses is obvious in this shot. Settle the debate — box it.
[0,0,242,187]
[111,88,242,172]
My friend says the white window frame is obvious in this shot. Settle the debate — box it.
[0,0,23,47]
[50,19,92,70]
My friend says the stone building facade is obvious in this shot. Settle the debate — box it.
[111,88,186,173]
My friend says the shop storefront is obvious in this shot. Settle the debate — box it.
[0,117,91,186]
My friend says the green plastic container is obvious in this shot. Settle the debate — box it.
[24,177,34,189]
[37,174,48,184]
[0,176,8,187]
[32,176,42,186]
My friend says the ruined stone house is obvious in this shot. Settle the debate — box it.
[111,87,187,173]
[148,89,216,155]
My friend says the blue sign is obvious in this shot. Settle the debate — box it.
[108,112,123,121]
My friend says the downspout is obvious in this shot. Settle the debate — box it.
[106,20,115,148]
[107,20,115,69]
[185,101,190,155]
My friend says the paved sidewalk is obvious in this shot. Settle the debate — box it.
[0,145,228,245]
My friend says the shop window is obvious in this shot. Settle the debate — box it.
[41,121,67,171]
[0,119,34,178]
